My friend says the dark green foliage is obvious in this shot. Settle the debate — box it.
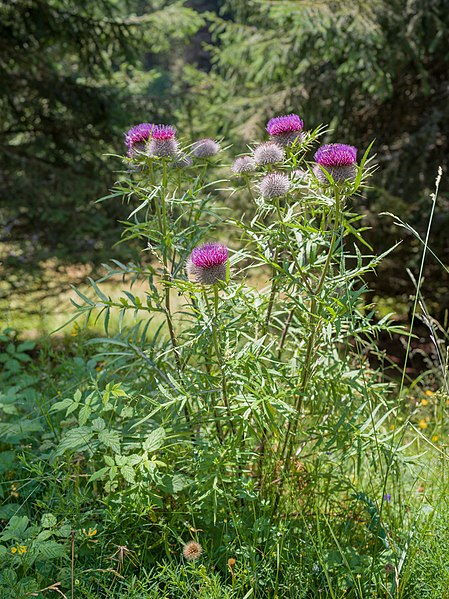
[0,0,202,274]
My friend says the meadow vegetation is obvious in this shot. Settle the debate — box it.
[1,114,449,598]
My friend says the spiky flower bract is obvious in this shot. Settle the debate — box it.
[172,153,192,168]
[182,541,203,561]
[314,143,358,184]
[232,156,256,174]
[148,124,178,157]
[254,142,284,165]
[260,172,290,199]
[266,114,304,147]
[186,243,229,285]
[192,138,221,158]
[125,123,154,155]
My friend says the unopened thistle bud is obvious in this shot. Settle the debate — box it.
[148,124,178,158]
[186,243,229,285]
[260,172,290,199]
[313,143,358,184]
[232,156,256,174]
[125,123,154,156]
[192,138,221,158]
[266,114,304,147]
[254,142,284,165]
[182,541,203,561]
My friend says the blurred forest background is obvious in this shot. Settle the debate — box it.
[1,0,448,326]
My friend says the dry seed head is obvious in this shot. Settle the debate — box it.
[182,541,203,561]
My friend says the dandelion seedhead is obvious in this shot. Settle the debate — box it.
[186,243,229,285]
[314,143,358,184]
[254,142,284,165]
[192,138,221,158]
[182,541,203,561]
[148,124,178,157]
[125,123,154,155]
[266,114,304,147]
[232,156,256,174]
[260,172,290,199]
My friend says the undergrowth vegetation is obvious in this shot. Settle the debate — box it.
[1,117,448,598]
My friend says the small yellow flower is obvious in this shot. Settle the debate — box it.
[390,424,396,431]
[71,323,81,337]
[421,399,429,406]
[18,545,27,555]
[432,435,439,443]
[425,390,434,397]
[11,547,17,554]
[82,527,97,538]
[418,419,428,430]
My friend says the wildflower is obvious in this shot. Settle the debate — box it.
[186,243,229,285]
[232,156,256,174]
[125,123,154,155]
[421,398,429,406]
[432,435,439,443]
[425,389,434,397]
[418,419,428,430]
[253,142,284,165]
[83,527,98,537]
[260,172,290,199]
[383,493,391,502]
[314,143,358,184]
[18,545,27,555]
[11,547,17,554]
[266,114,304,147]
[182,540,203,561]
[148,125,178,158]
[192,138,220,158]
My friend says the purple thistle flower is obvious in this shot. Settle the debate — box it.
[148,124,178,157]
[266,114,304,147]
[260,172,290,199]
[192,138,221,158]
[125,123,154,155]
[266,114,304,136]
[152,124,177,140]
[232,156,256,174]
[254,142,284,166]
[314,143,358,184]
[186,243,229,285]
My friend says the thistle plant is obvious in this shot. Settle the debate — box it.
[72,114,403,528]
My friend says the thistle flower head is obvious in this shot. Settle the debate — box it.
[182,541,203,561]
[125,123,154,154]
[192,138,221,158]
[266,114,304,136]
[152,124,177,140]
[260,172,290,199]
[232,156,256,174]
[314,144,357,167]
[314,144,358,184]
[148,124,178,157]
[254,142,284,165]
[186,243,229,285]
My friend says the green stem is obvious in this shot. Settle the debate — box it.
[275,188,342,509]
[205,287,234,434]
